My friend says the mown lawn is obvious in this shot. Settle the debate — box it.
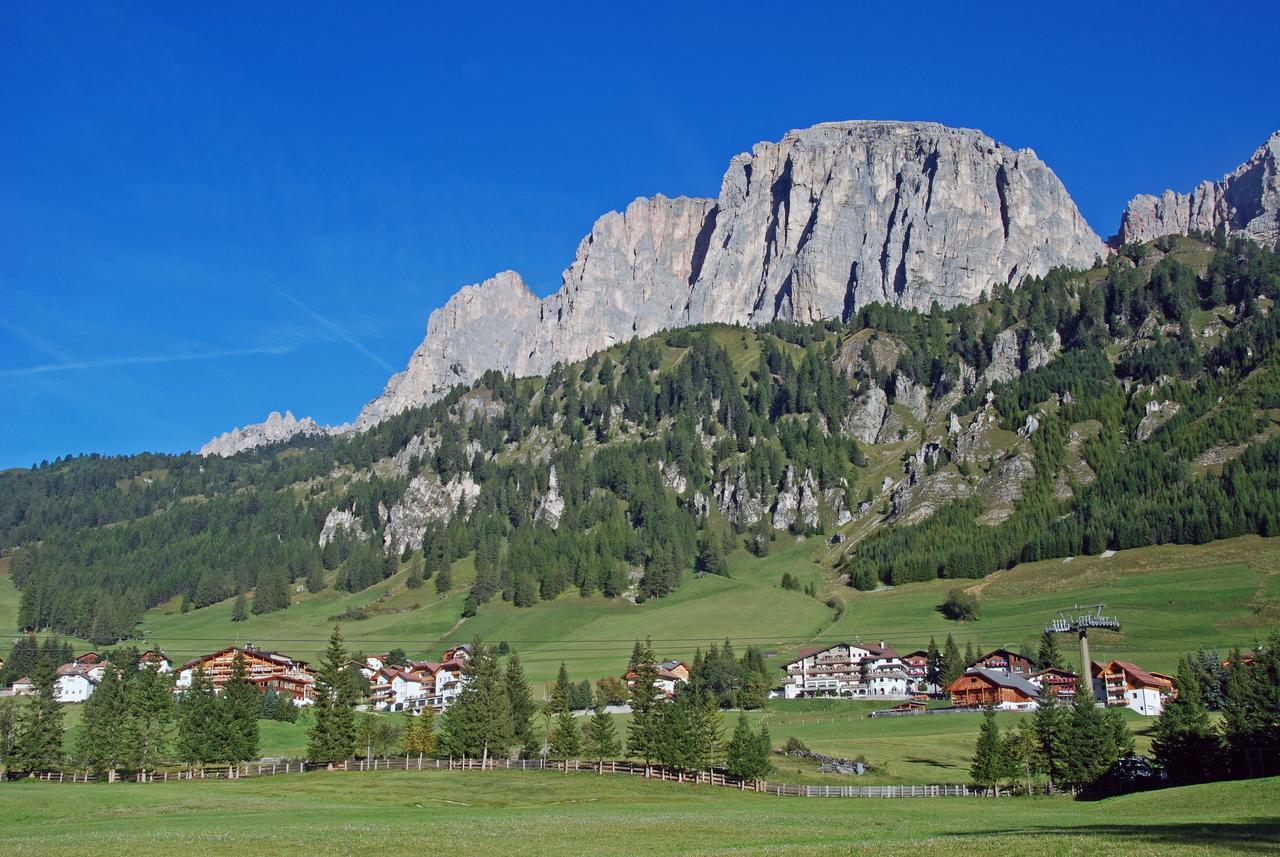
[0,769,1275,856]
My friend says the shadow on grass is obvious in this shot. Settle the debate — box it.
[903,756,959,769]
[957,819,1280,852]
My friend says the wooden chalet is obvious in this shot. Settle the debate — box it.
[948,668,1040,710]
[176,644,315,704]
[972,648,1035,676]
[1029,667,1077,703]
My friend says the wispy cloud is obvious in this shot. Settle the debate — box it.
[0,344,297,378]
[274,289,395,372]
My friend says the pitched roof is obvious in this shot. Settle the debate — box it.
[958,667,1040,697]
[1093,660,1173,689]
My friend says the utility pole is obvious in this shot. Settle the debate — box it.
[1045,604,1120,697]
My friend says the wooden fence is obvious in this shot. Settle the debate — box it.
[30,756,986,798]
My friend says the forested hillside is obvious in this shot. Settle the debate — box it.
[2,233,1278,645]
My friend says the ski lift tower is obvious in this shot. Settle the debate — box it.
[1045,604,1121,677]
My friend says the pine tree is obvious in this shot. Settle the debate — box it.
[549,662,572,715]
[970,707,1010,794]
[925,637,942,689]
[178,667,221,767]
[435,560,453,594]
[308,626,358,765]
[702,698,726,769]
[504,652,537,758]
[232,591,248,623]
[0,697,18,780]
[582,701,620,770]
[1153,658,1222,784]
[14,655,63,774]
[1005,718,1045,795]
[725,713,772,781]
[305,556,326,593]
[626,639,662,765]
[1033,691,1066,792]
[1036,631,1064,671]
[1057,675,1118,791]
[77,662,132,779]
[437,639,513,764]
[223,650,261,765]
[963,641,976,670]
[549,706,581,761]
[941,634,964,688]
[132,663,175,775]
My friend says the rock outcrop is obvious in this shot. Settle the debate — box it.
[1117,131,1280,246]
[355,120,1103,429]
[200,410,326,457]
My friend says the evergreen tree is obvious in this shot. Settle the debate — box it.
[925,637,942,689]
[1006,718,1045,795]
[940,634,964,688]
[14,655,63,774]
[1057,675,1119,791]
[178,667,221,767]
[252,566,290,615]
[232,591,248,623]
[548,706,581,761]
[77,662,132,779]
[132,663,175,774]
[437,639,513,764]
[1153,658,1222,784]
[308,626,358,765]
[435,559,453,594]
[549,662,573,715]
[626,639,662,764]
[304,556,326,593]
[582,700,620,769]
[963,641,976,670]
[503,652,537,758]
[1033,691,1066,792]
[1036,631,1064,671]
[223,650,261,765]
[970,707,1011,794]
[725,713,772,781]
[0,697,18,780]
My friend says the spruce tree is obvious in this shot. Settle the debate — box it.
[549,662,573,714]
[223,650,261,765]
[970,707,1008,794]
[549,706,581,761]
[1033,691,1066,792]
[14,655,63,774]
[503,652,537,758]
[308,626,358,765]
[626,639,662,764]
[1057,675,1118,791]
[1005,718,1045,795]
[0,697,18,780]
[583,701,620,770]
[178,666,226,767]
[1153,658,1222,784]
[926,637,942,689]
[438,639,513,764]
[232,591,248,622]
[435,560,453,594]
[132,663,175,774]
[941,634,964,688]
[305,556,326,593]
[77,662,131,779]
[1036,631,1063,671]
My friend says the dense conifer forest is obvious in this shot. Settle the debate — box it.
[2,233,1278,644]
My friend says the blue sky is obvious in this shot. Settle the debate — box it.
[2,3,1276,468]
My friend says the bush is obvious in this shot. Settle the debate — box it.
[939,588,980,621]
[783,736,809,754]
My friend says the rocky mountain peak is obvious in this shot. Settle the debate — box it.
[351,120,1103,430]
[1116,130,1280,246]
[199,410,324,457]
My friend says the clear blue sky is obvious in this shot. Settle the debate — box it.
[2,3,1276,468]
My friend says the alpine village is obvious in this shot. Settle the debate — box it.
[4,17,1280,852]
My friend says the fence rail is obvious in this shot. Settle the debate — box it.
[28,756,984,798]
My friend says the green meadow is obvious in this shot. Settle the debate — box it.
[0,769,1275,856]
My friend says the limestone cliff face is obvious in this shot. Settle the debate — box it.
[199,410,325,457]
[354,120,1103,429]
[1117,131,1280,246]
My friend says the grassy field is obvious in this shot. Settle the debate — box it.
[0,769,1275,856]
[4,534,1277,689]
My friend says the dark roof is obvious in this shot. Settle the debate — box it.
[960,667,1040,697]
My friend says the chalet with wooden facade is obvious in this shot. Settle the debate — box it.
[1091,660,1174,716]
[624,659,692,699]
[973,649,1035,677]
[175,645,316,704]
[948,667,1040,710]
[1029,667,1077,704]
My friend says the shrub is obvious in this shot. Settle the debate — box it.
[939,588,980,621]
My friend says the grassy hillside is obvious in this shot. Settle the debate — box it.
[0,769,1274,856]
[73,533,1277,687]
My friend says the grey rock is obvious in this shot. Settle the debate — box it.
[1118,131,1279,246]
[201,410,325,457]
[843,386,888,444]
[893,373,928,422]
[354,120,1103,429]
[319,506,366,547]
[1135,399,1182,442]
[534,467,565,529]
[383,473,481,551]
